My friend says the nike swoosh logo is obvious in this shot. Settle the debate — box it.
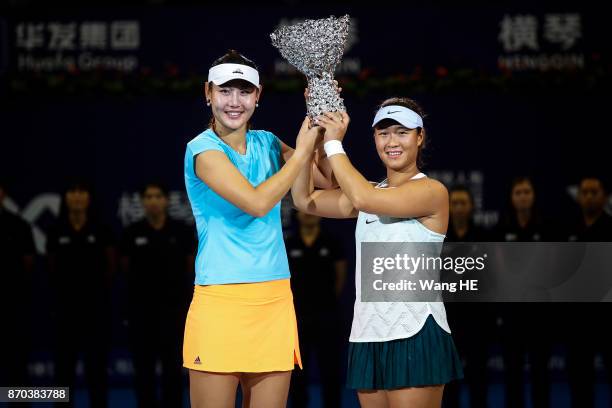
[365,219,377,224]
[387,110,400,114]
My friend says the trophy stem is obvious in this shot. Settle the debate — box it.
[306,72,345,119]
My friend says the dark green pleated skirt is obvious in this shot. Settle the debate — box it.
[346,315,464,390]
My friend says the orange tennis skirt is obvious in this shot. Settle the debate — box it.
[183,278,302,373]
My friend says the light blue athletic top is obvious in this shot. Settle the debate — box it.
[184,128,290,285]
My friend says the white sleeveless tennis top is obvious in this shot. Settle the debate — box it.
[349,172,451,343]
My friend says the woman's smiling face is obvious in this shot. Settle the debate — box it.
[374,121,423,171]
[206,80,260,133]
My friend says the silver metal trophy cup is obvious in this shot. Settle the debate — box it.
[270,15,350,118]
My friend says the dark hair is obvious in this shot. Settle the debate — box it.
[508,176,536,215]
[510,176,535,195]
[578,175,607,193]
[449,184,474,205]
[375,97,427,168]
[141,181,169,198]
[210,49,258,71]
[207,50,259,132]
[65,178,93,193]
[57,177,97,223]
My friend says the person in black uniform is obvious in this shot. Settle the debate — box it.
[286,210,346,408]
[446,185,490,242]
[493,176,557,242]
[494,176,554,408]
[0,179,35,394]
[567,176,612,242]
[443,185,494,408]
[46,179,115,408]
[120,181,195,408]
[564,175,612,408]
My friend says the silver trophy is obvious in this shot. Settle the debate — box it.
[270,15,350,118]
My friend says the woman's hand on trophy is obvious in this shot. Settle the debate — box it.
[295,117,324,156]
[333,80,342,94]
[315,111,350,143]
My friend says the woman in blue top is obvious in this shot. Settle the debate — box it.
[183,50,332,408]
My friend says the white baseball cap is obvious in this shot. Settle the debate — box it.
[372,105,424,129]
[208,63,260,87]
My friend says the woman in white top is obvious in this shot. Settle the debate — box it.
[292,97,463,408]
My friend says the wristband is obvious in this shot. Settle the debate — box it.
[323,140,346,158]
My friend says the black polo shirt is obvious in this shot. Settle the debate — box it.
[493,213,558,242]
[567,212,612,242]
[120,218,195,306]
[285,229,344,316]
[445,221,491,242]
[46,219,114,297]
